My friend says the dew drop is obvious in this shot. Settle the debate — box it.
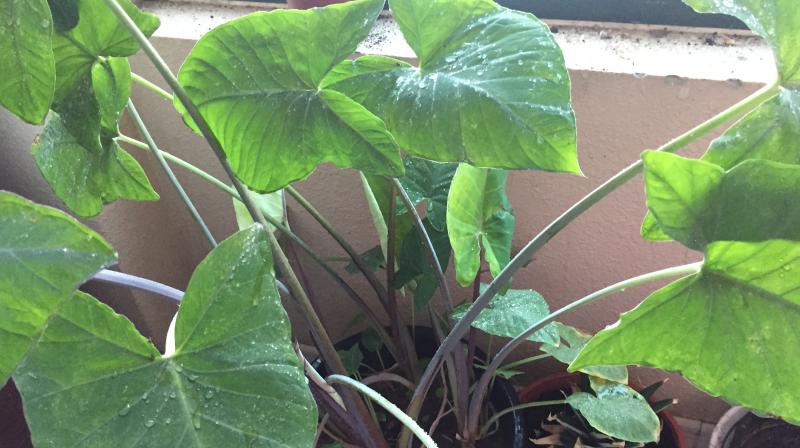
[144,419,155,428]
[118,405,131,416]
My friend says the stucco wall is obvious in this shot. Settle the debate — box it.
[0,35,760,422]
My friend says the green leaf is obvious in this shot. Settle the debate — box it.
[360,173,414,261]
[640,212,671,242]
[0,191,115,385]
[451,285,558,345]
[323,0,578,173]
[337,345,364,375]
[92,57,132,136]
[53,0,159,100]
[176,0,402,193]
[682,0,800,85]
[53,71,104,153]
[233,188,285,233]
[32,113,159,217]
[644,151,800,250]
[447,164,515,286]
[399,157,458,232]
[571,239,800,424]
[0,0,55,124]
[567,378,661,443]
[541,323,628,383]
[392,218,451,308]
[345,245,385,274]
[15,226,318,447]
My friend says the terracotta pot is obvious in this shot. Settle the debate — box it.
[0,380,32,448]
[518,371,687,448]
[286,0,351,9]
[710,406,800,448]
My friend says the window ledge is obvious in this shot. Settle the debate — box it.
[142,0,775,83]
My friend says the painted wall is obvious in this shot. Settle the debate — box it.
[0,36,757,422]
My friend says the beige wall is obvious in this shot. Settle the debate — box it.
[0,36,757,422]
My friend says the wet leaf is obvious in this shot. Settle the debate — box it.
[323,0,578,173]
[0,191,115,385]
[14,226,317,447]
[541,323,628,384]
[572,239,800,424]
[176,0,402,193]
[398,157,457,232]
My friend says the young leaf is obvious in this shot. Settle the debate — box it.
[682,0,800,85]
[399,157,458,232]
[644,152,800,250]
[338,345,364,375]
[52,0,159,101]
[451,285,559,345]
[322,0,579,173]
[91,57,132,136]
[0,191,115,385]
[232,188,285,233]
[176,0,402,193]
[541,323,628,384]
[447,164,515,286]
[571,239,800,424]
[32,113,159,217]
[14,226,317,447]
[0,0,55,124]
[567,378,661,443]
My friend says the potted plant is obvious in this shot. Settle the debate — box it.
[1,0,799,447]
[709,407,800,448]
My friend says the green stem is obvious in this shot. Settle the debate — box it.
[118,134,401,363]
[500,353,552,371]
[125,100,217,247]
[326,375,440,448]
[480,400,566,438]
[466,262,704,438]
[131,73,173,102]
[406,79,780,429]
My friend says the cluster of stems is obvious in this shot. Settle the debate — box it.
[101,1,780,446]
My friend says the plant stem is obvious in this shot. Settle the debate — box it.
[479,400,566,438]
[405,79,780,428]
[125,100,218,247]
[102,2,385,444]
[326,375,440,448]
[286,186,392,313]
[131,72,174,102]
[391,178,454,311]
[118,135,400,359]
[466,262,703,437]
[500,353,552,371]
[92,269,184,302]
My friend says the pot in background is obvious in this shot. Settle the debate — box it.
[518,371,686,448]
[709,406,800,448]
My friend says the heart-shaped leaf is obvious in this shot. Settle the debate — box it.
[447,164,514,286]
[572,239,800,424]
[399,157,457,232]
[176,0,402,193]
[567,378,660,443]
[451,285,559,345]
[0,0,55,124]
[0,191,115,385]
[33,113,159,217]
[323,0,578,173]
[541,323,628,383]
[14,225,317,447]
[643,151,800,250]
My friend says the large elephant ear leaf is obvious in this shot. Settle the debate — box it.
[447,164,515,287]
[176,0,402,193]
[682,0,800,86]
[0,191,116,385]
[0,0,55,124]
[14,225,318,447]
[323,0,578,173]
[571,239,800,424]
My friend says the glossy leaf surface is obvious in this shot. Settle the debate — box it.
[177,0,402,192]
[451,285,558,345]
[572,240,800,424]
[447,164,514,286]
[33,114,159,217]
[15,226,317,447]
[0,0,55,124]
[399,157,457,232]
[541,323,628,383]
[0,192,115,385]
[324,0,578,173]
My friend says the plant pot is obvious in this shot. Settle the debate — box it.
[709,406,800,448]
[0,380,32,448]
[286,0,351,9]
[314,327,526,448]
[518,371,686,448]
